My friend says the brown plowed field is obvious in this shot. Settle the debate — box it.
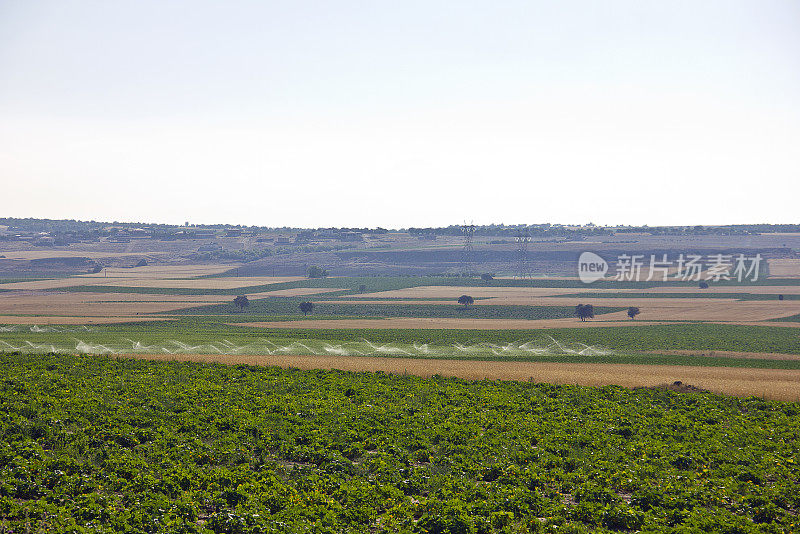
[76,264,238,278]
[767,259,800,278]
[0,286,343,317]
[0,315,172,324]
[0,292,220,315]
[100,276,304,289]
[0,278,123,291]
[357,287,582,299]
[0,250,169,261]
[0,272,301,291]
[637,285,800,295]
[257,287,345,297]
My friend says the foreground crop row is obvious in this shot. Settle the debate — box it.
[1,353,799,533]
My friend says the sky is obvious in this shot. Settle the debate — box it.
[1,0,798,229]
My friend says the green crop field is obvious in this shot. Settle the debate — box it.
[772,314,800,323]
[2,321,800,367]
[2,353,798,533]
[172,301,626,320]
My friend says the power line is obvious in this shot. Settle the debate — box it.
[516,227,531,279]
[461,221,475,276]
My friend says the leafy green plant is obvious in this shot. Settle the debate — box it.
[0,353,798,532]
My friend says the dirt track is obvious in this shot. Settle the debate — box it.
[120,353,800,401]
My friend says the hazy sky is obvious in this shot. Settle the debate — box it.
[1,1,798,228]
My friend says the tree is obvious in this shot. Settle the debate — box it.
[778,294,784,301]
[627,306,640,320]
[480,273,493,283]
[698,281,709,289]
[575,303,594,322]
[457,295,474,308]
[299,301,314,315]
[307,266,329,278]
[233,295,250,312]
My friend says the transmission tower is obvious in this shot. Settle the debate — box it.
[461,222,476,276]
[515,227,531,279]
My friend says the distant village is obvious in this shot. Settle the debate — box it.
[3,218,798,250]
[0,220,380,249]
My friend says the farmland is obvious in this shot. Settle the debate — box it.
[4,321,800,402]
[2,353,799,532]
[3,233,800,531]
[3,259,800,401]
[3,319,800,356]
[4,269,800,325]
[3,0,800,522]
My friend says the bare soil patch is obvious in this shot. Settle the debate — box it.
[767,259,800,278]
[77,264,238,279]
[357,287,581,299]
[0,278,122,290]
[101,276,304,290]
[0,250,167,261]
[0,315,171,325]
[0,266,275,290]
[638,284,800,295]
[259,287,345,297]
[0,292,219,315]
[317,299,486,306]
[0,286,344,317]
